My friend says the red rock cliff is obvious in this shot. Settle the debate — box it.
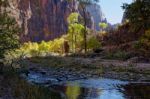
[9,0,106,42]
[9,0,77,42]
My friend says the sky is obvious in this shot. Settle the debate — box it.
[99,0,133,24]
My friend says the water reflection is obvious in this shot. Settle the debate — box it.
[58,85,124,99]
[120,83,150,99]
[66,83,81,99]
[52,79,150,99]
[25,73,150,99]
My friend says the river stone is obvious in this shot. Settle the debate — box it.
[128,57,150,63]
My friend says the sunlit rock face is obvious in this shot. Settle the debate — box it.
[9,0,106,42]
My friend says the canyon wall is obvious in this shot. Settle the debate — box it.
[9,0,106,42]
[86,4,107,31]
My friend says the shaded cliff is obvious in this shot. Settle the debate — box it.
[86,4,107,31]
[9,0,106,42]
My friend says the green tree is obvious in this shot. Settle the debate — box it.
[0,0,20,58]
[39,41,50,54]
[67,12,79,52]
[87,36,101,50]
[99,22,108,31]
[135,30,150,57]
[67,13,84,53]
[68,0,99,53]
[122,0,150,32]
[78,0,99,54]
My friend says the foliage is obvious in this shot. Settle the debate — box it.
[4,36,66,63]
[99,22,108,31]
[39,41,50,53]
[67,12,79,24]
[67,12,102,53]
[5,33,102,64]
[122,0,150,32]
[67,13,84,53]
[49,37,64,53]
[103,22,144,46]
[135,30,150,57]
[0,0,20,58]
[104,51,129,60]
[4,50,25,68]
[68,0,99,53]
[67,23,84,52]
[87,36,101,50]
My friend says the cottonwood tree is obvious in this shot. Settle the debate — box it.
[99,22,108,31]
[67,12,84,53]
[78,0,99,53]
[68,0,99,53]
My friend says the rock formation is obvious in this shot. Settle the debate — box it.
[8,0,106,42]
[86,4,107,31]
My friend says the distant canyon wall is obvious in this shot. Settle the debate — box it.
[9,0,106,42]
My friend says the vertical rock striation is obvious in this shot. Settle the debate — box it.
[9,0,77,42]
[8,0,106,42]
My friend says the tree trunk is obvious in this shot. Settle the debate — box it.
[82,6,87,54]
[74,34,77,53]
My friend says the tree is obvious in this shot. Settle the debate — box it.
[122,0,150,32]
[78,0,99,53]
[87,36,101,50]
[135,30,150,57]
[39,41,50,54]
[67,12,79,52]
[67,12,84,53]
[99,22,108,31]
[0,0,20,72]
[68,0,99,53]
[0,0,20,58]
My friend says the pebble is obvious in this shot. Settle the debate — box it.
[22,66,150,85]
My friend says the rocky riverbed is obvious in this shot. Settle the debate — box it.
[21,67,150,99]
[1,56,150,99]
[22,66,150,85]
[20,56,150,82]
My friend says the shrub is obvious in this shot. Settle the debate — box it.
[104,51,129,60]
[135,30,150,57]
[87,36,101,50]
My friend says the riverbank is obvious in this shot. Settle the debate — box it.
[20,56,150,82]
[0,70,61,99]
[0,56,150,99]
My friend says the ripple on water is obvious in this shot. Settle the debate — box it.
[24,72,150,99]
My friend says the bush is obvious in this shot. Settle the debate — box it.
[87,36,101,50]
[104,51,130,60]
[4,36,66,61]
[135,30,150,57]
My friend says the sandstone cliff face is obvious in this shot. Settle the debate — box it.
[9,0,77,42]
[9,0,106,42]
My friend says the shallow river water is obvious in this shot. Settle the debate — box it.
[24,71,150,99]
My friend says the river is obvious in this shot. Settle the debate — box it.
[21,71,150,99]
